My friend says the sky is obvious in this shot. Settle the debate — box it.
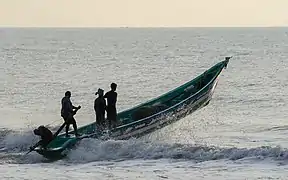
[0,0,288,27]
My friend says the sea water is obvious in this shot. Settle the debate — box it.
[0,27,288,179]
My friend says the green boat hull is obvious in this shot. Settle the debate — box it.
[35,58,230,160]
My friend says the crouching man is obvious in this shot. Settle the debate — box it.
[30,125,53,150]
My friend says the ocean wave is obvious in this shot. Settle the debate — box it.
[0,124,64,153]
[262,125,288,132]
[0,129,38,153]
[66,138,288,163]
[1,129,288,164]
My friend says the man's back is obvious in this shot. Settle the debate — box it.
[34,126,53,144]
[61,96,73,117]
[39,126,53,141]
[94,97,106,113]
[104,91,117,107]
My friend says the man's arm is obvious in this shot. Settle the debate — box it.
[72,104,78,110]
[111,92,117,105]
[69,99,79,110]
[29,140,42,150]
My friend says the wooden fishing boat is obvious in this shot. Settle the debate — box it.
[34,57,230,159]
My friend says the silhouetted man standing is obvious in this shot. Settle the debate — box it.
[61,91,81,137]
[104,83,117,129]
[94,88,106,128]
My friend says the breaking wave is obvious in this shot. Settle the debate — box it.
[0,129,37,153]
[1,129,288,164]
[0,125,60,153]
[66,138,288,163]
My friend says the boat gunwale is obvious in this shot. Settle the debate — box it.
[113,60,226,130]
[76,60,227,132]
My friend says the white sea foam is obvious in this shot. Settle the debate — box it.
[1,128,288,165]
[66,138,288,163]
[1,129,38,152]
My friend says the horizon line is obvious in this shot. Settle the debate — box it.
[0,26,288,28]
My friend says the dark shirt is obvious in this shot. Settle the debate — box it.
[61,96,75,117]
[94,96,106,113]
[38,126,53,142]
[104,91,117,108]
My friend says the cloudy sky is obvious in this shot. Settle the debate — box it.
[0,0,287,27]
